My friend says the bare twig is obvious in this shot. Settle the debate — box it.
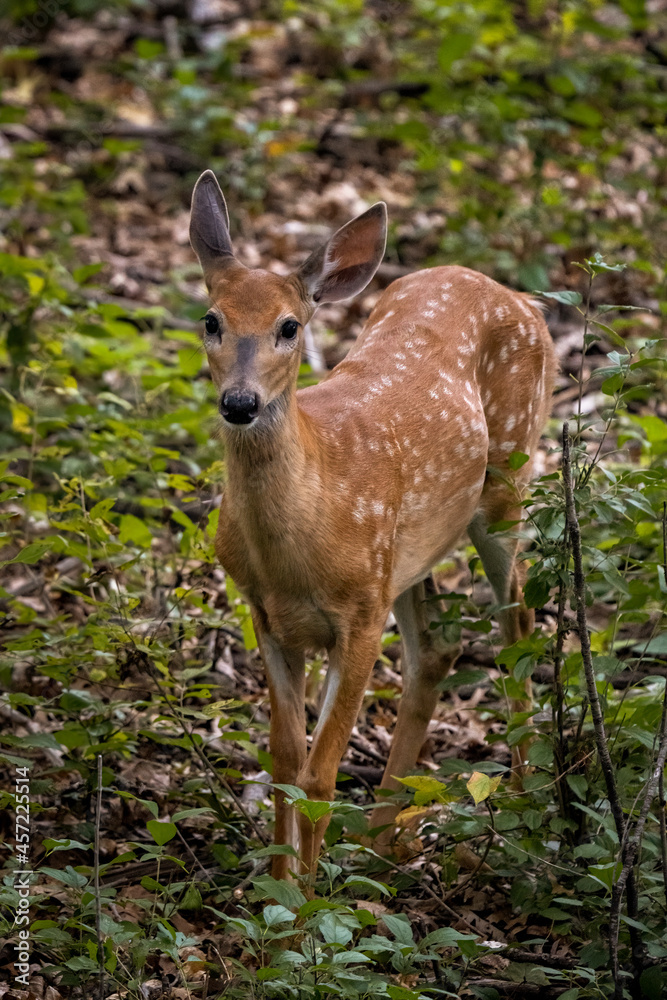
[609,680,667,1000]
[660,503,667,910]
[552,578,571,826]
[441,830,494,903]
[94,755,104,1000]
[561,422,627,991]
[576,271,594,438]
[562,423,625,841]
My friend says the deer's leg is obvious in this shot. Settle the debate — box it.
[254,622,306,880]
[372,578,460,842]
[294,619,386,878]
[468,510,534,772]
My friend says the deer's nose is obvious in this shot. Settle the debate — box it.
[220,389,259,425]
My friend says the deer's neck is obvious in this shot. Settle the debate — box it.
[223,391,319,524]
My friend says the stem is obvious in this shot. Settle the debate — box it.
[562,422,627,991]
[562,423,625,839]
[552,579,569,820]
[609,683,667,1000]
[94,755,104,999]
[576,270,594,440]
[661,503,667,910]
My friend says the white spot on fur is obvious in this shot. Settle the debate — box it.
[352,498,366,523]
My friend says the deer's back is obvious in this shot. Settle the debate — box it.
[297,266,554,594]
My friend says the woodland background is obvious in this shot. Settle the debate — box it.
[1,1,667,998]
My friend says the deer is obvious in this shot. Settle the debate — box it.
[189,169,556,880]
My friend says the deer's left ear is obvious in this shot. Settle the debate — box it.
[297,202,387,304]
[189,170,235,285]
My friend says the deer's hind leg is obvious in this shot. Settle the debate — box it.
[372,576,460,842]
[468,493,535,773]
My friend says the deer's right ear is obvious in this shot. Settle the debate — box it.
[297,202,387,305]
[189,170,234,284]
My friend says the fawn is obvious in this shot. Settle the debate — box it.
[189,170,555,879]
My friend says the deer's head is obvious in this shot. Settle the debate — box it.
[189,170,387,428]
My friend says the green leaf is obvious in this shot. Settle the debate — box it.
[263,904,295,927]
[437,33,475,72]
[508,451,530,470]
[527,740,553,768]
[7,542,54,565]
[118,513,152,548]
[252,874,306,909]
[630,415,667,444]
[467,771,501,804]
[537,290,582,306]
[564,101,603,127]
[147,821,177,846]
[566,775,588,801]
[524,575,551,609]
[41,865,88,889]
[422,926,479,948]
[487,518,521,533]
[439,668,488,691]
[601,373,624,395]
[343,875,392,896]
[395,774,445,805]
[178,348,202,377]
[65,956,98,972]
[382,912,414,946]
[295,798,333,824]
[272,783,307,802]
[587,861,622,889]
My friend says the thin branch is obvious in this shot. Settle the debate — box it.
[576,271,594,439]
[661,503,667,911]
[562,423,625,842]
[609,680,667,1000]
[562,422,627,992]
[552,578,570,826]
[94,755,105,1000]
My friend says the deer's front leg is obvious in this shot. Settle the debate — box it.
[254,620,306,880]
[295,621,385,878]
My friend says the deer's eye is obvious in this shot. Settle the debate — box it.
[205,314,220,337]
[280,319,299,340]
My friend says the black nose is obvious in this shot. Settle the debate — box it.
[220,389,259,424]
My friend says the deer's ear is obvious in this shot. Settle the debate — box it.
[298,202,387,304]
[189,170,234,283]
